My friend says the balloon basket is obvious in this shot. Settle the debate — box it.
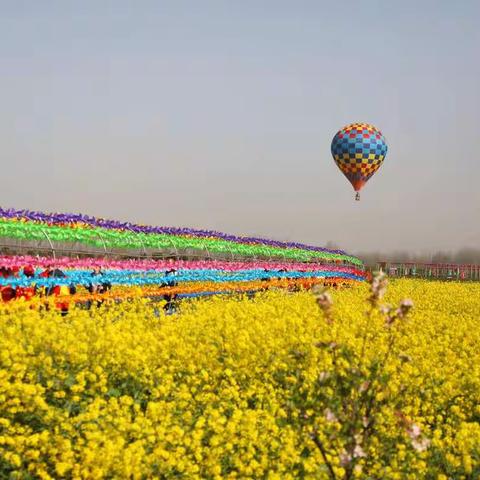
[355,192,360,201]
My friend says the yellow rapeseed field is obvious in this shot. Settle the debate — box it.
[1,278,480,479]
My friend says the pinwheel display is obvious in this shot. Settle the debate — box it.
[0,207,365,304]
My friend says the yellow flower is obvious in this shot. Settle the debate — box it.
[0,279,480,477]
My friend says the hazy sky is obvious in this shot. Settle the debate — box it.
[1,1,479,253]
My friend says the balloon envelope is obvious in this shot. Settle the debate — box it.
[331,123,387,194]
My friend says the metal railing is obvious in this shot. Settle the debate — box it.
[375,262,480,281]
[0,230,359,267]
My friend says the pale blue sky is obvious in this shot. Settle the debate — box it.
[1,1,479,253]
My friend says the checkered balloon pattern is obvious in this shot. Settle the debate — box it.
[331,123,387,192]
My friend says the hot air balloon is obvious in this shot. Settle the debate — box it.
[331,123,388,200]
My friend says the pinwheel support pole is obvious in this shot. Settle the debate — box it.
[226,243,235,262]
[40,228,56,259]
[201,242,212,261]
[165,235,179,259]
[94,231,109,256]
[126,227,147,257]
